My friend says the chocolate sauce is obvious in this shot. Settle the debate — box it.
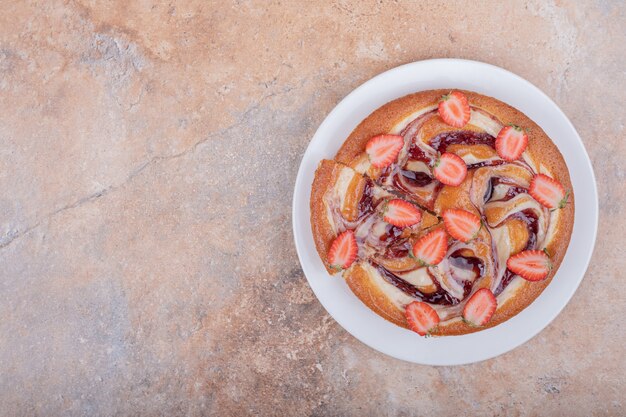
[467,160,506,170]
[394,142,436,189]
[449,250,485,279]
[374,249,485,305]
[484,177,528,203]
[407,142,432,163]
[496,269,517,296]
[385,131,498,206]
[398,169,433,188]
[430,130,496,153]
[375,264,460,305]
[392,172,419,194]
[448,250,484,300]
[390,173,442,210]
[494,209,540,295]
[503,186,528,201]
[357,180,375,219]
[483,179,494,203]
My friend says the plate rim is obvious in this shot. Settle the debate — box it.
[291,58,598,365]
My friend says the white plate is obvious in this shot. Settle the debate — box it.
[292,59,598,365]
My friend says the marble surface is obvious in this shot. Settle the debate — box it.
[0,1,624,415]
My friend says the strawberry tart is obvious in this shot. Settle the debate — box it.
[310,90,574,336]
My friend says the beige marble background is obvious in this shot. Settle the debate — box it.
[0,1,624,416]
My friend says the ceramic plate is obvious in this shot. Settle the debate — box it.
[292,59,598,365]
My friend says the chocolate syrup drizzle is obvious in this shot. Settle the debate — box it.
[374,248,483,306]
[349,111,545,304]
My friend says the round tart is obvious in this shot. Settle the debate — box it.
[310,89,574,336]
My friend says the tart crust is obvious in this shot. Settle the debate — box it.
[310,90,574,336]
[344,262,408,328]
[310,159,345,274]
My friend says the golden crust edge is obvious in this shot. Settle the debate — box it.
[343,263,409,329]
[310,159,341,275]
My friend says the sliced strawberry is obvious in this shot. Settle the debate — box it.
[506,249,552,281]
[405,301,440,336]
[383,199,422,228]
[463,288,497,326]
[433,152,467,186]
[438,91,471,128]
[529,174,568,209]
[412,228,448,266]
[365,134,404,168]
[495,124,528,161]
[327,230,358,271]
[443,209,481,243]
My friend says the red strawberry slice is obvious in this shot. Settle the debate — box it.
[438,91,471,127]
[383,199,422,228]
[506,250,552,281]
[327,230,358,271]
[495,124,528,161]
[365,134,404,168]
[433,153,467,186]
[405,301,440,336]
[463,288,497,326]
[442,209,481,243]
[412,228,448,266]
[529,174,568,209]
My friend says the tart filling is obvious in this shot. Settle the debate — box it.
[312,90,573,336]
